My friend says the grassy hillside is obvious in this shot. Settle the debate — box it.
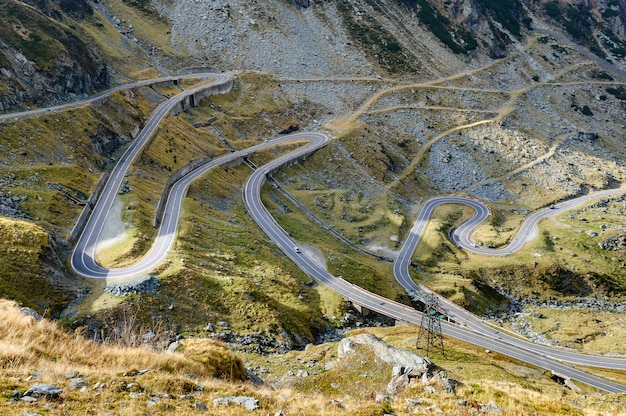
[1,299,624,415]
[0,0,88,71]
[0,299,254,416]
[66,74,332,347]
[0,217,73,316]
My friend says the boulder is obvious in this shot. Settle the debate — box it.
[69,378,88,390]
[387,366,411,394]
[340,334,435,395]
[24,384,62,398]
[214,396,259,410]
[338,334,433,370]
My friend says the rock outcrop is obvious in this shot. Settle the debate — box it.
[213,396,259,410]
[338,333,433,370]
[338,334,456,396]
[24,384,63,399]
[0,2,109,113]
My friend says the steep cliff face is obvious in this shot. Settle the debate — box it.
[0,0,109,112]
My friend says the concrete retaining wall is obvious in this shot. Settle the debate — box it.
[169,78,234,116]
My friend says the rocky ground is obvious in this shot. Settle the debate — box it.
[170,0,375,78]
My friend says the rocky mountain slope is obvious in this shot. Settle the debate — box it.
[0,0,110,111]
[4,0,626,108]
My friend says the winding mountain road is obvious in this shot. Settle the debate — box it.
[5,72,624,392]
[394,191,626,329]
[70,73,231,278]
[242,132,626,392]
[0,72,224,123]
[391,193,626,374]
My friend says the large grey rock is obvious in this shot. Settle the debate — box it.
[69,378,88,390]
[339,334,434,396]
[214,396,259,410]
[24,384,62,398]
[387,364,434,394]
[338,334,433,370]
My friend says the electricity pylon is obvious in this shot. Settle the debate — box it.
[410,290,445,358]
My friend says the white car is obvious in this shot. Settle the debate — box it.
[293,246,301,253]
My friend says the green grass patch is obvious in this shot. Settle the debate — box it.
[337,0,422,73]
[415,0,477,53]
[90,156,327,344]
[264,183,405,302]
[0,0,67,70]
[515,307,626,355]
[99,0,182,59]
[0,217,73,315]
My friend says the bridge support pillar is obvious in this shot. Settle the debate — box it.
[352,304,370,317]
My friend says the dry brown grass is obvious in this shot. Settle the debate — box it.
[0,299,244,379]
[0,299,390,415]
[2,299,624,415]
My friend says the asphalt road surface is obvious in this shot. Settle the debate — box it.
[392,194,626,373]
[241,133,626,392]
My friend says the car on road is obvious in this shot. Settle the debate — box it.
[293,246,301,253]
